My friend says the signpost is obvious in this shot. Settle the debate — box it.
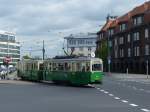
[146,60,149,79]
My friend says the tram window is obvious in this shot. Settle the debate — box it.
[58,63,64,71]
[81,62,87,72]
[76,63,81,71]
[86,62,90,71]
[64,63,71,71]
[68,63,71,71]
[82,66,86,72]
[49,63,52,71]
[26,63,30,70]
[53,63,57,71]
[32,64,34,70]
[44,63,48,70]
[39,64,44,70]
[72,63,76,72]
[92,64,102,71]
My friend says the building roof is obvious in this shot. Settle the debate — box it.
[98,1,150,33]
[0,30,16,35]
[117,13,130,23]
[64,33,97,39]
[131,1,150,16]
[100,20,113,31]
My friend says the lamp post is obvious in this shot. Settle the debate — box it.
[42,40,45,60]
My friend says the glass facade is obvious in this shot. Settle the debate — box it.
[0,31,20,64]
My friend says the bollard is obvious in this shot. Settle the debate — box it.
[126,68,128,75]
[146,60,149,79]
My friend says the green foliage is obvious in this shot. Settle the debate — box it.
[96,40,108,62]
[23,55,31,59]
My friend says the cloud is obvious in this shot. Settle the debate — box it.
[0,0,145,58]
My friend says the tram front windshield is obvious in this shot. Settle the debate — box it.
[92,63,102,71]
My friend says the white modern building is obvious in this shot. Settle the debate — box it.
[0,31,20,65]
[64,33,97,57]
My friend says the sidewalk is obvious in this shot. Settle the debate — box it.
[105,72,150,84]
[0,71,20,81]
[106,72,150,79]
[0,80,35,85]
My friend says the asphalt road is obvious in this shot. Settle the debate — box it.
[0,76,149,112]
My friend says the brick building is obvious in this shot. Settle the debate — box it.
[96,1,150,74]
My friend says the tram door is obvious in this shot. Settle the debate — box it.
[38,63,44,80]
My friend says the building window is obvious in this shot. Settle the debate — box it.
[127,34,130,42]
[133,32,140,41]
[69,40,76,45]
[133,16,143,26]
[115,49,117,58]
[88,47,91,51]
[128,48,131,57]
[120,48,124,57]
[114,38,117,46]
[145,29,149,38]
[134,46,140,56]
[119,23,126,31]
[145,45,149,55]
[100,33,103,40]
[119,37,124,44]
[109,41,112,47]
[79,47,83,51]
[134,47,136,56]
[78,40,85,45]
[137,46,139,56]
[133,18,137,25]
[137,16,142,25]
[108,29,114,36]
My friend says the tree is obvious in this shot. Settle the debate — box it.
[96,40,108,71]
[22,55,31,59]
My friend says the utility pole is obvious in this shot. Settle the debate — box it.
[42,40,45,60]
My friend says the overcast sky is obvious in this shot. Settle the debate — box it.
[0,0,146,58]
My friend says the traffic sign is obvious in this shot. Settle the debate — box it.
[91,52,95,57]
[4,56,12,63]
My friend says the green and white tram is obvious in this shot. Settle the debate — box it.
[17,57,104,86]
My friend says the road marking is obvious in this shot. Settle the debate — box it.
[94,86,150,112]
[121,100,128,103]
[133,87,137,90]
[114,97,120,100]
[140,88,144,91]
[146,90,150,93]
[96,88,100,90]
[129,104,138,107]
[109,94,114,96]
[104,91,109,94]
[141,109,150,112]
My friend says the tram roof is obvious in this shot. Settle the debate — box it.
[45,57,102,62]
